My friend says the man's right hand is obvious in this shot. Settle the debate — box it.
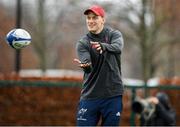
[73,58,91,68]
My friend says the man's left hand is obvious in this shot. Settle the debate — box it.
[90,41,103,54]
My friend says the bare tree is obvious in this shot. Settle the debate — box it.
[109,0,179,80]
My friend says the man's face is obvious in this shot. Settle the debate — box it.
[86,11,105,34]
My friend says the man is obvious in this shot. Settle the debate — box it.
[140,92,176,126]
[74,5,124,126]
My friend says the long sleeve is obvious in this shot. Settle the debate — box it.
[156,103,176,125]
[77,27,124,100]
[100,30,124,53]
[76,40,92,73]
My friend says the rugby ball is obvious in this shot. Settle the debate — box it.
[6,28,31,49]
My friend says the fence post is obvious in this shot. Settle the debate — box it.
[130,88,136,126]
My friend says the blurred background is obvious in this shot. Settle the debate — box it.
[0,0,180,126]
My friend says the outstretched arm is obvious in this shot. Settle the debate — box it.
[75,41,92,73]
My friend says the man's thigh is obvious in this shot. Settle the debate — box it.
[100,95,123,126]
[76,99,100,126]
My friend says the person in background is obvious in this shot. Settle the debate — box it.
[140,92,176,126]
[74,5,124,126]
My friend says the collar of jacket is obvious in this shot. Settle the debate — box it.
[87,27,107,40]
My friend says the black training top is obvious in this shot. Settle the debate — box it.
[76,26,124,100]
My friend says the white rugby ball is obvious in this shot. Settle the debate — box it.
[6,28,31,49]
